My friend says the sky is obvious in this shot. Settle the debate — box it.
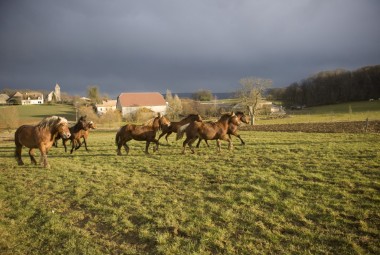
[0,0,379,97]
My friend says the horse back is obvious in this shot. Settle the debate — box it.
[15,125,51,148]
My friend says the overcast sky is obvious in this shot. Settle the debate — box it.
[1,0,379,97]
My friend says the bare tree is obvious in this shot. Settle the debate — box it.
[236,77,272,125]
[166,89,183,119]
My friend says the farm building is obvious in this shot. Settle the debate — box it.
[95,99,117,115]
[116,92,167,117]
[21,92,44,105]
[6,91,43,105]
[0,94,9,104]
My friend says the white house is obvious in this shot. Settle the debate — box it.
[95,99,117,115]
[116,92,167,117]
[21,92,44,105]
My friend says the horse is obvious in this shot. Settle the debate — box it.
[158,114,202,143]
[61,116,90,154]
[116,113,170,155]
[75,120,96,151]
[196,111,250,147]
[14,116,71,168]
[176,112,237,154]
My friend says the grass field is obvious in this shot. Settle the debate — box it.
[0,131,379,254]
[256,101,380,125]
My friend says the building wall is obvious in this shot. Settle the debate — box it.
[120,105,167,117]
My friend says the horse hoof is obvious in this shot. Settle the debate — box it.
[18,162,24,166]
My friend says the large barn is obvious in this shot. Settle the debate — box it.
[116,92,167,117]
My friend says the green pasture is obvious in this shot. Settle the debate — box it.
[257,101,380,125]
[0,131,379,254]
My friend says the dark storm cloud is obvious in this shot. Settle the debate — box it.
[1,0,379,96]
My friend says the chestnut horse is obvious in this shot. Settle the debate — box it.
[116,114,170,155]
[14,116,71,168]
[61,116,89,154]
[176,112,237,154]
[158,114,202,143]
[76,120,96,151]
[196,111,250,147]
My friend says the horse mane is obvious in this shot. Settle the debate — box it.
[36,116,68,129]
[143,118,155,127]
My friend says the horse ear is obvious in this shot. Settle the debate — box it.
[157,112,161,118]
[231,111,235,116]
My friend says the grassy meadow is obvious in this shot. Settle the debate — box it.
[256,101,380,125]
[0,130,379,254]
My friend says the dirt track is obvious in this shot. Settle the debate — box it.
[240,120,380,133]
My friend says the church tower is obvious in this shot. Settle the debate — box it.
[55,83,61,102]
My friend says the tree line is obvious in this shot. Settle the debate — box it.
[269,65,380,107]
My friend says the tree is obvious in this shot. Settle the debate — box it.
[192,89,213,101]
[236,77,272,125]
[166,89,183,119]
[87,86,102,104]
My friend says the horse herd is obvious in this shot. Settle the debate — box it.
[14,112,249,168]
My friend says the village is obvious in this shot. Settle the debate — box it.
[0,83,285,122]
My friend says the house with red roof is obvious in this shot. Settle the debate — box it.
[116,92,167,117]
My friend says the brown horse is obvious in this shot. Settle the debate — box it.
[76,120,96,151]
[116,114,170,155]
[61,116,90,154]
[15,116,71,168]
[176,112,237,154]
[196,111,250,147]
[158,114,202,143]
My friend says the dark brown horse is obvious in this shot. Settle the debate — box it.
[176,112,237,154]
[116,114,170,155]
[158,114,202,143]
[196,111,250,147]
[14,116,71,168]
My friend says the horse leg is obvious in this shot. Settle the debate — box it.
[152,139,159,152]
[83,138,88,151]
[165,131,172,143]
[196,138,202,148]
[187,137,198,154]
[15,144,24,166]
[216,139,222,152]
[145,141,150,154]
[182,137,191,154]
[123,141,129,155]
[39,146,49,168]
[236,134,245,145]
[63,139,67,152]
[29,148,37,165]
[70,139,76,154]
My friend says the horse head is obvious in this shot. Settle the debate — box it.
[56,117,71,139]
[235,112,250,124]
[78,115,89,130]
[88,121,96,129]
[158,115,171,130]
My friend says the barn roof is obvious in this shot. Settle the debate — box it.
[117,92,166,107]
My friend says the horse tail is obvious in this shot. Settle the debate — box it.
[115,127,122,145]
[176,123,190,140]
[14,128,23,160]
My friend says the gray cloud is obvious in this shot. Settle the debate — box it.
[1,0,379,97]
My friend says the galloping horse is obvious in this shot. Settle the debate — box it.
[61,116,90,154]
[196,111,250,147]
[14,116,71,168]
[116,114,170,155]
[176,112,237,154]
[158,114,202,143]
[76,120,96,151]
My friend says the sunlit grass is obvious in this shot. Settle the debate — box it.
[257,100,380,125]
[0,131,379,254]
